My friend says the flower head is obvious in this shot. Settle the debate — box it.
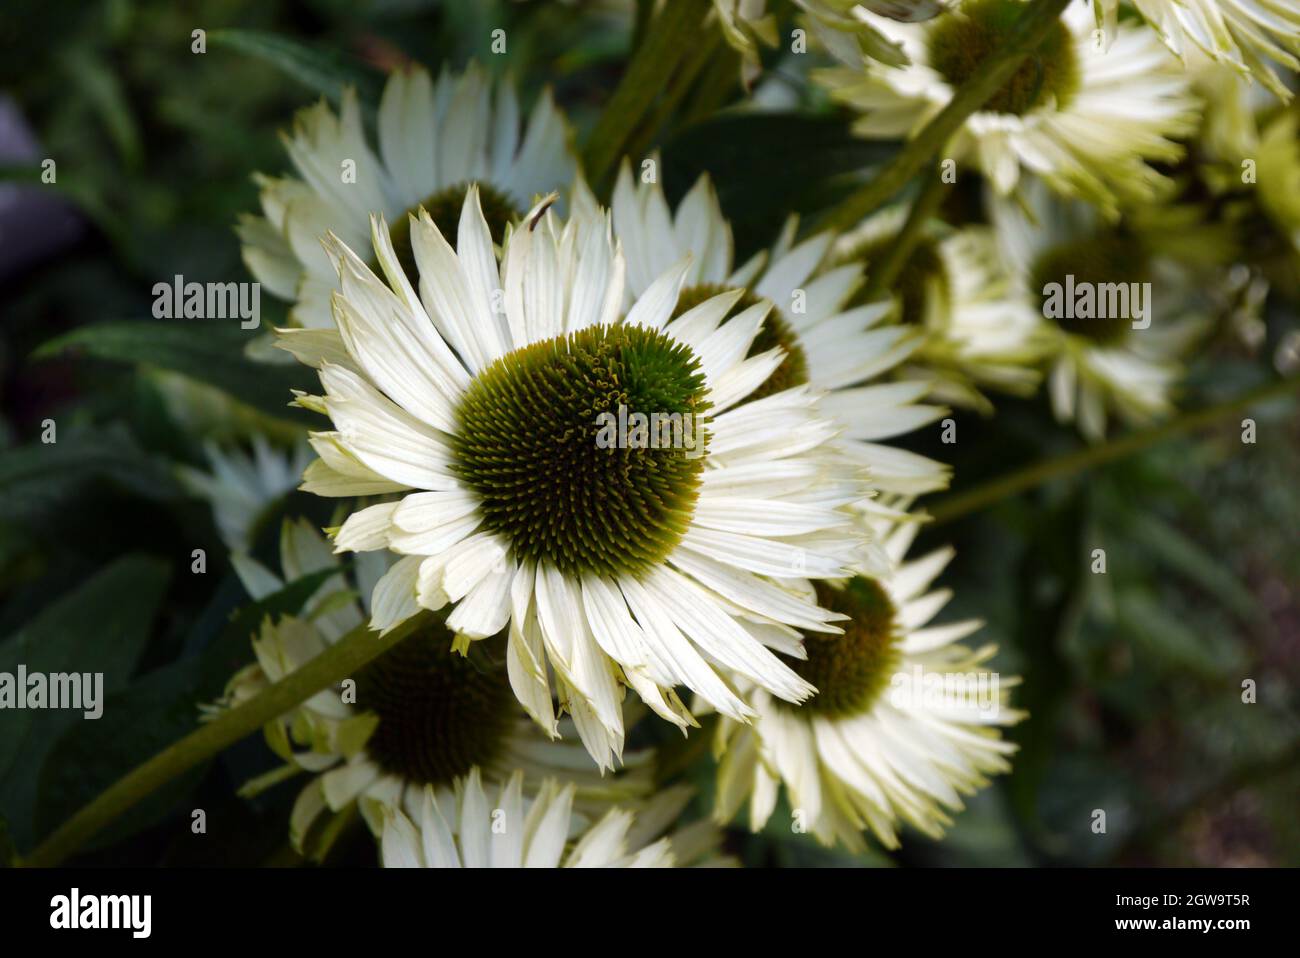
[240,63,576,330]
[284,189,874,768]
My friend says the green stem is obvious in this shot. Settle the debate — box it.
[624,24,723,162]
[679,39,740,128]
[582,0,711,188]
[927,376,1300,526]
[860,168,949,301]
[22,612,431,867]
[822,0,1072,233]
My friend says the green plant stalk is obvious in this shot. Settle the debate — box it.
[679,39,740,128]
[624,24,723,163]
[582,0,711,187]
[22,612,431,867]
[928,376,1300,526]
[822,0,1072,232]
[860,168,949,301]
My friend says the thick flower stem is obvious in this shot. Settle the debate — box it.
[860,166,949,301]
[927,376,1300,526]
[822,0,1073,233]
[624,24,724,162]
[582,0,713,187]
[22,612,432,867]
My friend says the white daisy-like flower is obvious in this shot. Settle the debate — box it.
[802,0,949,69]
[380,769,733,868]
[208,526,647,860]
[282,189,873,770]
[716,0,937,76]
[177,437,313,553]
[1089,0,1300,101]
[813,0,1201,216]
[712,0,781,81]
[587,162,951,496]
[833,205,1048,412]
[714,507,1023,851]
[239,62,577,330]
[989,177,1206,441]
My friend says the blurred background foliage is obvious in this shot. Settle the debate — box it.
[0,0,1296,867]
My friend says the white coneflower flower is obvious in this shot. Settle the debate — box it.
[239,62,576,330]
[216,613,643,860]
[282,190,872,770]
[586,162,951,496]
[1089,0,1300,101]
[833,205,1048,412]
[378,769,662,867]
[208,528,647,861]
[813,0,1201,216]
[715,0,936,77]
[177,437,313,553]
[714,509,1023,851]
[802,1,949,68]
[989,177,1207,441]
[379,770,733,868]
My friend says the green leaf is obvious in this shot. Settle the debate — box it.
[1116,592,1243,679]
[0,428,181,528]
[662,113,899,256]
[35,661,207,852]
[0,815,15,867]
[61,47,141,167]
[1003,490,1089,849]
[0,555,171,850]
[1128,513,1262,627]
[195,564,346,701]
[207,30,383,108]
[35,321,319,425]
[32,565,344,854]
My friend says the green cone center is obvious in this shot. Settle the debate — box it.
[1031,234,1148,344]
[673,283,809,404]
[451,323,711,578]
[387,181,520,284]
[354,623,513,785]
[778,577,902,716]
[926,0,1080,116]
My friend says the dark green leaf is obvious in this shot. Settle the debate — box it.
[0,555,171,850]
[32,564,344,853]
[207,30,383,108]
[35,321,319,425]
[662,113,899,257]
[0,428,181,528]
